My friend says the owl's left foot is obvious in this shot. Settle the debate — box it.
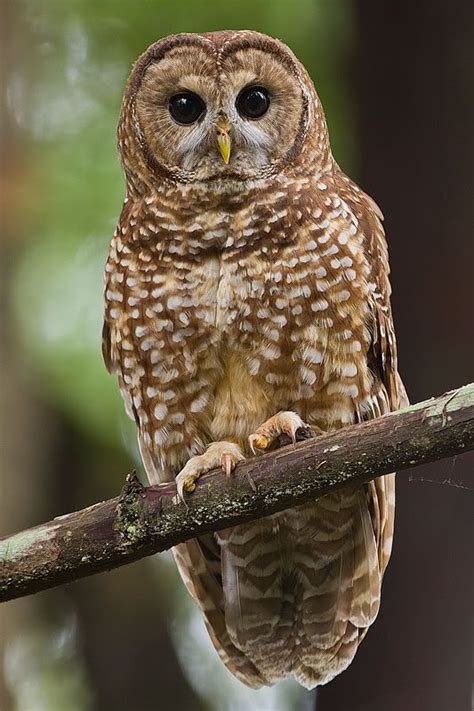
[248,411,312,453]
[175,441,245,503]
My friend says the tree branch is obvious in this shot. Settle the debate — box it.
[1,384,473,603]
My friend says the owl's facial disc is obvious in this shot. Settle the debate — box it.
[132,34,311,182]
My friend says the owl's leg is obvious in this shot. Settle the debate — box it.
[175,441,245,502]
[248,411,313,453]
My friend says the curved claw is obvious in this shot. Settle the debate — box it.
[248,433,271,454]
[175,471,197,506]
[222,452,235,479]
[176,478,187,506]
[175,442,245,504]
[249,411,308,454]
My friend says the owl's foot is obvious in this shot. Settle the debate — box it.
[175,441,245,503]
[248,411,312,453]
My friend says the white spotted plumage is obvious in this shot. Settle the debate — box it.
[103,30,407,689]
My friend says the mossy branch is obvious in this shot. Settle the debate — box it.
[1,384,473,603]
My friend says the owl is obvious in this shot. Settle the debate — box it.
[103,31,408,689]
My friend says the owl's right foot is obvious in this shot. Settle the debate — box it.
[175,441,245,503]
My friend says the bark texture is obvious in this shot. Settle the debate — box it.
[1,384,472,603]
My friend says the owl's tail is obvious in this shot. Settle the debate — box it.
[173,537,268,688]
[214,477,394,689]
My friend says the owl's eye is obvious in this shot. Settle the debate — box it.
[236,86,270,120]
[169,92,205,125]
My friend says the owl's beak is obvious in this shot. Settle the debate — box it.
[216,116,232,164]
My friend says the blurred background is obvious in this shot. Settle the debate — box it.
[0,1,472,710]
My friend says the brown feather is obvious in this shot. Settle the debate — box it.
[103,30,407,689]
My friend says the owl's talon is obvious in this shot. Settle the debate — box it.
[176,471,199,505]
[249,433,271,454]
[175,442,245,503]
[249,411,308,453]
[222,452,239,480]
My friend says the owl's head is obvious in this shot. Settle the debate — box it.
[119,31,330,189]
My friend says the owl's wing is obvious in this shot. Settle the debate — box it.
[268,179,407,681]
[338,175,409,579]
[101,320,115,374]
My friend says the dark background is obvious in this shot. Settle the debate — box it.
[1,1,472,710]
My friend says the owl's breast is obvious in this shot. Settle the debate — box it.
[208,235,376,433]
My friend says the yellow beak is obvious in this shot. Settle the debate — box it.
[216,116,232,164]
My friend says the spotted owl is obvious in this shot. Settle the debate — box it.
[103,31,408,689]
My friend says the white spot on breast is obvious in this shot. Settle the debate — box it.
[167,296,182,310]
[316,280,330,292]
[262,343,281,360]
[322,244,339,257]
[147,386,158,398]
[154,403,168,420]
[190,392,209,413]
[315,266,327,278]
[155,319,172,332]
[169,412,185,425]
[152,366,179,382]
[266,328,280,342]
[338,230,350,245]
[327,381,359,398]
[247,358,260,375]
[272,314,287,327]
[154,428,168,446]
[265,372,284,385]
[334,289,351,302]
[311,298,329,311]
[304,347,324,364]
[140,339,153,351]
[106,290,123,302]
[341,363,358,377]
[301,366,317,385]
